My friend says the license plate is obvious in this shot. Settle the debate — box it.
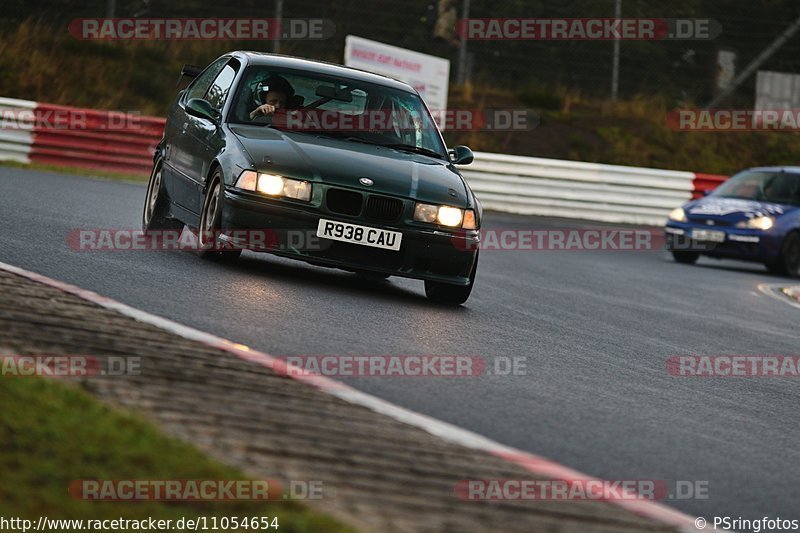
[316,219,402,251]
[691,229,726,243]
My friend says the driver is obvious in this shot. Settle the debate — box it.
[249,76,295,119]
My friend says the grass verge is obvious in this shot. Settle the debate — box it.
[0,377,351,532]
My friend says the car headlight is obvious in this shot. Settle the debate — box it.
[414,203,477,229]
[736,216,774,230]
[668,207,687,222]
[235,170,311,201]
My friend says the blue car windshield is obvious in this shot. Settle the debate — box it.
[228,66,447,159]
[712,171,800,206]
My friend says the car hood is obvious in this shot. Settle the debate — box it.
[685,196,795,224]
[230,125,469,206]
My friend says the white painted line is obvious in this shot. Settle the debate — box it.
[758,283,800,311]
[0,260,698,531]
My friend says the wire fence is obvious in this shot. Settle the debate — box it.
[3,0,799,106]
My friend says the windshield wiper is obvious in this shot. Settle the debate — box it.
[382,143,446,160]
[305,132,378,144]
[341,136,383,145]
[308,135,446,159]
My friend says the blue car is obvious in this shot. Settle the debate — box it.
[665,167,800,277]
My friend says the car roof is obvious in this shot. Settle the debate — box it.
[227,51,417,94]
[747,166,800,174]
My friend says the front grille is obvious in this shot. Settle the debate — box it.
[326,188,363,216]
[365,195,404,221]
[687,216,732,227]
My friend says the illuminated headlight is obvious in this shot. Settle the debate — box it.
[437,206,463,227]
[257,174,284,195]
[668,207,687,222]
[414,203,477,229]
[236,170,311,201]
[736,216,774,230]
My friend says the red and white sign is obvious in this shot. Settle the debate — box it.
[344,35,450,129]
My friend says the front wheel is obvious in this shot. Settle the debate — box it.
[766,232,800,278]
[143,160,183,232]
[197,172,242,262]
[424,254,478,306]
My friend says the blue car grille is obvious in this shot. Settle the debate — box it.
[687,216,733,227]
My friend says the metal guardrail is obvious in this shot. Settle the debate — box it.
[0,97,164,175]
[692,173,728,199]
[0,97,37,164]
[462,152,699,226]
[1,97,727,225]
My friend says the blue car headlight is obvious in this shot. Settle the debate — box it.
[735,216,774,230]
[668,207,687,222]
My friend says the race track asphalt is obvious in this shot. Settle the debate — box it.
[2,167,798,522]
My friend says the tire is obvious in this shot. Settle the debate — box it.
[765,261,786,275]
[197,171,242,262]
[672,251,700,265]
[424,253,478,306]
[142,159,183,232]
[766,232,800,278]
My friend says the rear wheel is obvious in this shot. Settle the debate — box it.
[142,160,183,232]
[424,253,478,306]
[197,172,241,262]
[766,232,800,278]
[672,251,699,264]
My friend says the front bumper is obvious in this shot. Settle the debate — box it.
[221,189,479,285]
[664,221,783,262]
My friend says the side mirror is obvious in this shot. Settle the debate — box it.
[449,145,474,165]
[186,98,219,124]
[702,189,713,196]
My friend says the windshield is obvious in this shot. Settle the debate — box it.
[711,170,800,206]
[228,65,448,159]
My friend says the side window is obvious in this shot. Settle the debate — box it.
[763,173,798,205]
[205,62,239,112]
[185,58,228,101]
